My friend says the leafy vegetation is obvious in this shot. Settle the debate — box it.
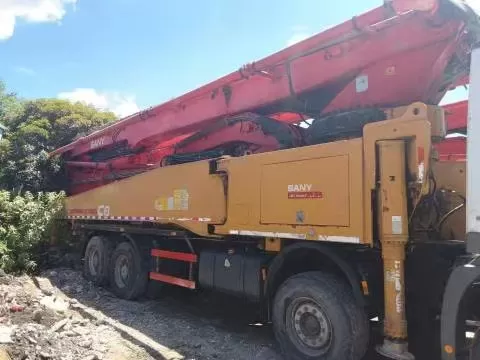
[0,191,67,272]
[0,86,116,192]
[0,81,117,272]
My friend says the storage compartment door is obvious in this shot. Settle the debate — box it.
[260,155,350,226]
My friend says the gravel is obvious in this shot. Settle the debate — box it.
[0,268,282,360]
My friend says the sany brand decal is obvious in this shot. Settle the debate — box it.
[90,136,106,150]
[287,184,323,199]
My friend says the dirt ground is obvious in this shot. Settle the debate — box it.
[0,266,388,360]
[0,267,284,360]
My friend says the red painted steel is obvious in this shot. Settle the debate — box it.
[444,100,468,131]
[434,100,468,161]
[435,137,467,161]
[52,0,474,159]
[151,249,198,263]
[149,272,196,289]
[51,0,478,194]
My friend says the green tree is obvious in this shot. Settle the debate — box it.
[0,81,117,273]
[0,96,116,192]
[0,80,23,126]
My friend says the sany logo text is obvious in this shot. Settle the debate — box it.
[288,184,312,192]
[90,137,106,150]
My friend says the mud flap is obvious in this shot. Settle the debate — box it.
[441,256,480,360]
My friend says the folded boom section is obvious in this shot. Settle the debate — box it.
[51,0,478,194]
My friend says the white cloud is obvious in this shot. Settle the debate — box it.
[286,25,311,46]
[58,88,140,118]
[0,0,77,40]
[13,66,36,76]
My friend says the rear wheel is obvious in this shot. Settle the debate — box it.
[83,236,113,285]
[272,271,369,360]
[109,241,148,300]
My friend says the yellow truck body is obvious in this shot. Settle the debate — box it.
[66,103,444,245]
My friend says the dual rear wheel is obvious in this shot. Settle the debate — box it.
[84,237,369,360]
[83,236,147,300]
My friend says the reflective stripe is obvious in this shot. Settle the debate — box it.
[229,230,361,243]
[67,215,211,222]
[229,230,306,240]
[318,235,360,244]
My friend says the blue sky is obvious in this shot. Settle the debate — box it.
[0,0,470,117]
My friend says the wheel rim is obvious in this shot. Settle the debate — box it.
[114,254,130,289]
[88,248,100,276]
[288,297,333,353]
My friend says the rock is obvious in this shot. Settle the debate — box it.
[32,309,43,323]
[39,351,53,358]
[42,289,53,297]
[24,324,39,333]
[69,298,78,305]
[96,325,109,333]
[70,302,82,310]
[93,318,106,326]
[0,325,13,344]
[80,355,97,360]
[92,344,107,353]
[0,270,6,277]
[0,275,13,285]
[73,326,89,336]
[8,304,23,313]
[40,296,69,313]
[26,336,37,344]
[50,318,69,332]
[78,338,93,348]
[62,330,77,337]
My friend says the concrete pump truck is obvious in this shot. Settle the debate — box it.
[51,1,480,359]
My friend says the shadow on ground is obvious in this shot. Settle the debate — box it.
[42,268,397,360]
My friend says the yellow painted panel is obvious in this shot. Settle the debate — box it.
[260,156,349,226]
[66,160,226,236]
[215,139,365,244]
[64,102,442,247]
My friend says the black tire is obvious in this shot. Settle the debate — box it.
[109,241,148,300]
[272,271,369,360]
[83,236,113,285]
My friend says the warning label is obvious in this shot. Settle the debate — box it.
[173,189,189,210]
[288,191,323,199]
[155,189,189,211]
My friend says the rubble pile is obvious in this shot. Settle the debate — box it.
[0,271,124,360]
[0,267,282,360]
